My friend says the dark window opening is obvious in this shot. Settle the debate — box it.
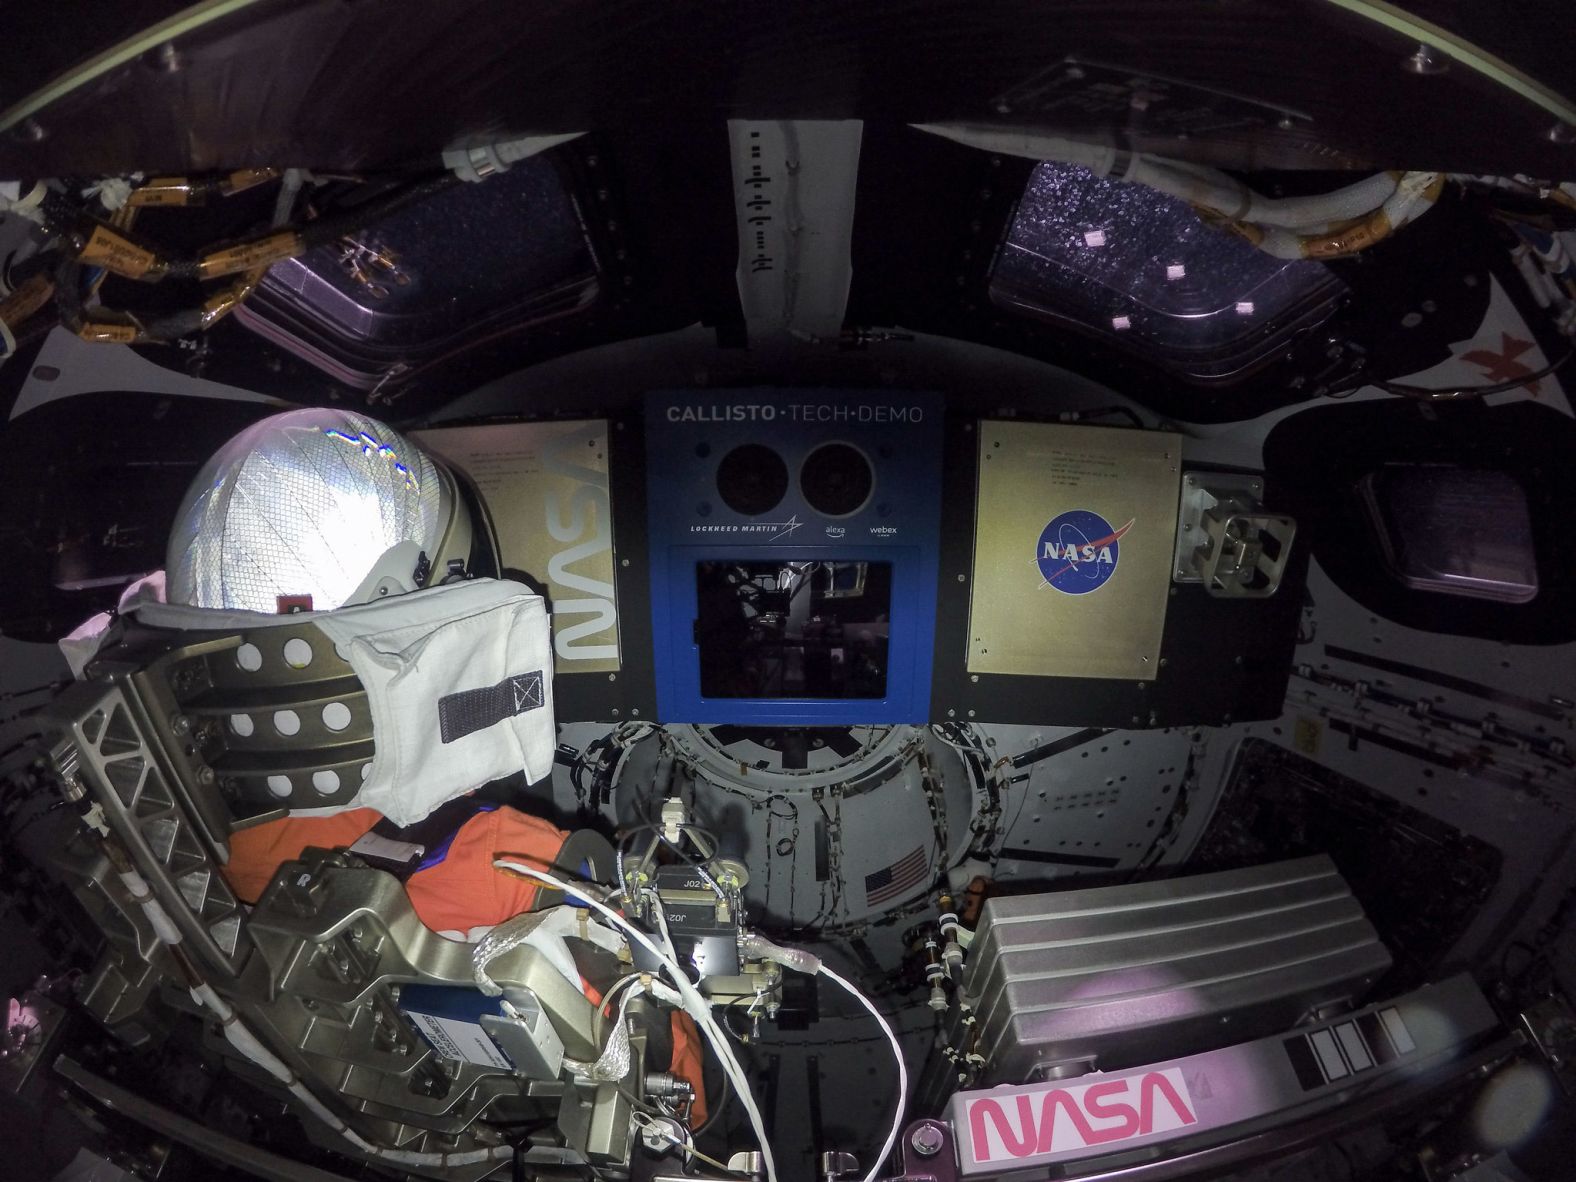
[1359,465,1538,604]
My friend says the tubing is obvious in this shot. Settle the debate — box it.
[908,123,1443,256]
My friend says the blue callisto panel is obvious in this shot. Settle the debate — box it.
[646,390,944,724]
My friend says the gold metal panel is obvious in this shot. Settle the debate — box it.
[415,422,620,674]
[967,422,1179,680]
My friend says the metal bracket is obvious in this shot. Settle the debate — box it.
[1172,471,1295,598]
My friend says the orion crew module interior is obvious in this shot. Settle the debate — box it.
[1,4,1576,1182]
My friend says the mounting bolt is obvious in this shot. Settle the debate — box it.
[910,1124,946,1158]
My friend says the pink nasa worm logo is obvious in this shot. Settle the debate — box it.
[1036,510,1135,595]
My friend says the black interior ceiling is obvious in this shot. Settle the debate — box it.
[2,1,1574,177]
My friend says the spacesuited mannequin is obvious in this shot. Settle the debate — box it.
[144,407,707,1117]
[147,407,570,914]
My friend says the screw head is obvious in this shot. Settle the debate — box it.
[910,1124,946,1158]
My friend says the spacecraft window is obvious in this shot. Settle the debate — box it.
[1359,465,1539,604]
[695,560,891,699]
[989,162,1344,381]
[247,158,596,351]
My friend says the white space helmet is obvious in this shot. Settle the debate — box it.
[166,408,473,613]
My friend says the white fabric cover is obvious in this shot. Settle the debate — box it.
[60,577,555,827]
[311,582,554,825]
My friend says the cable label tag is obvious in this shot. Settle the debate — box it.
[198,230,301,278]
[130,177,195,207]
[222,168,278,195]
[75,320,138,344]
[405,1011,514,1071]
[78,225,157,278]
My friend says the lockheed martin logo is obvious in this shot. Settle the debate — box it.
[1035,510,1134,595]
[688,515,803,541]
[764,515,803,541]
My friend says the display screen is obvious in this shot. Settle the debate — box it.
[695,561,892,699]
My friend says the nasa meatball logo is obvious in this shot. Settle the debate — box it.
[1036,510,1135,595]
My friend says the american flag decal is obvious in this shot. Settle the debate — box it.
[864,847,928,907]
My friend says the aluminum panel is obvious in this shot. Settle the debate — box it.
[965,856,1390,1081]
[967,422,1179,680]
[416,421,620,674]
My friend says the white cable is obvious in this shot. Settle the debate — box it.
[817,964,907,1182]
[493,859,779,1182]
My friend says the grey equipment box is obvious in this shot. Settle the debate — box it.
[964,855,1392,1085]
